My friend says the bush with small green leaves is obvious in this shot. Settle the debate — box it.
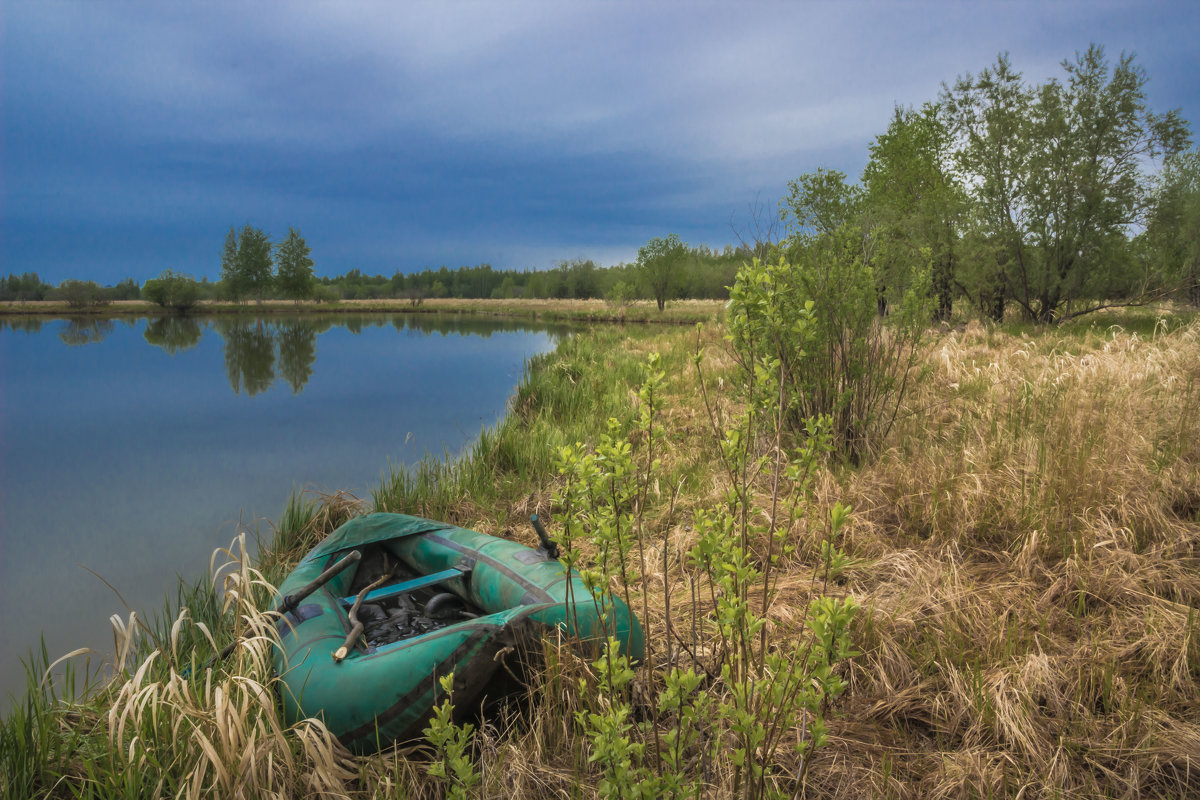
[728,250,932,463]
[142,270,201,312]
[606,280,637,307]
[423,673,480,800]
[55,280,108,308]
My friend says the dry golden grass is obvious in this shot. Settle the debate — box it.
[481,315,1200,798]
[809,316,1200,798]
[402,314,1200,798]
[100,534,358,799]
[18,311,1200,799]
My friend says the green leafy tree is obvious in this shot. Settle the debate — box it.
[747,167,934,462]
[1143,148,1200,305]
[864,103,965,321]
[636,234,687,311]
[1,272,49,301]
[490,274,518,299]
[782,168,863,240]
[237,225,274,302]
[563,258,600,299]
[55,280,108,309]
[274,227,315,301]
[109,277,141,301]
[142,270,201,312]
[942,46,1191,322]
[605,279,636,307]
[219,227,242,299]
[782,169,901,318]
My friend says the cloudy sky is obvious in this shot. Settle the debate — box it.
[3,1,1198,285]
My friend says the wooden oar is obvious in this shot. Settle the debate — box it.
[276,549,363,617]
[205,549,363,669]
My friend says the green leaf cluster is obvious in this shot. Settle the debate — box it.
[142,269,200,312]
[422,673,480,800]
[219,224,315,302]
[637,234,688,311]
[941,46,1191,321]
[728,246,930,463]
[549,350,859,799]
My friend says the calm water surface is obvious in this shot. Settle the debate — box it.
[0,313,565,702]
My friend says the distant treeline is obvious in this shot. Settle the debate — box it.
[321,248,746,302]
[0,273,142,305]
[0,244,751,308]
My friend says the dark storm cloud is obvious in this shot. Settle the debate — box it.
[2,1,1197,283]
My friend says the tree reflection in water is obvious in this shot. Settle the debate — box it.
[143,317,203,355]
[58,318,114,346]
[13,312,565,395]
[0,318,45,334]
[218,318,276,396]
[133,313,563,396]
[276,319,319,394]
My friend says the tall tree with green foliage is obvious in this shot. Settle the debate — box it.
[769,168,936,461]
[1143,148,1200,306]
[637,234,687,311]
[782,168,863,241]
[781,169,895,316]
[1,272,49,302]
[219,227,242,299]
[236,225,274,302]
[864,103,964,321]
[274,227,315,301]
[942,46,1191,322]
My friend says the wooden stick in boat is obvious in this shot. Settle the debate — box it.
[278,549,363,616]
[207,549,362,668]
[333,569,392,663]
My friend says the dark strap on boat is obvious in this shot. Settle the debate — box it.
[274,603,325,640]
[338,567,469,607]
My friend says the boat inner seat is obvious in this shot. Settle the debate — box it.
[338,565,471,608]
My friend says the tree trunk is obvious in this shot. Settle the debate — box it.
[933,259,953,322]
[988,288,1005,323]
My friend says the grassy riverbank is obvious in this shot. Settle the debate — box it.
[0,297,725,326]
[4,308,1200,798]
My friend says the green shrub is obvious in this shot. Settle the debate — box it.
[311,283,340,304]
[54,279,109,308]
[606,279,637,307]
[728,246,932,463]
[142,270,201,312]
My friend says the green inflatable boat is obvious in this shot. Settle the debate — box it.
[272,512,644,753]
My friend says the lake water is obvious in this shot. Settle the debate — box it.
[0,313,565,704]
